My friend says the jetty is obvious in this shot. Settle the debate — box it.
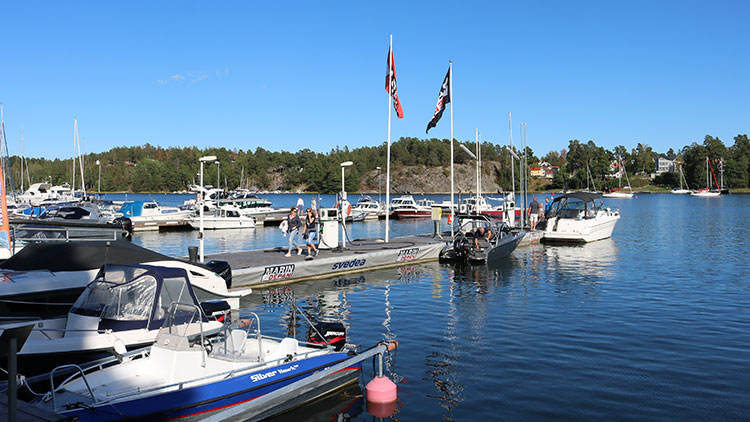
[206,234,444,288]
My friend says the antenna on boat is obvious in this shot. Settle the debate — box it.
[103,241,111,281]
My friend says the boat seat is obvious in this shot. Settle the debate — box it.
[227,329,247,354]
[265,338,298,363]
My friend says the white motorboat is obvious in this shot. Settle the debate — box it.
[15,264,240,373]
[0,241,242,318]
[543,192,620,243]
[118,200,193,231]
[351,196,384,220]
[390,195,432,218]
[30,303,398,421]
[189,205,256,230]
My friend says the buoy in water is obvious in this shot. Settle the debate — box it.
[366,375,397,403]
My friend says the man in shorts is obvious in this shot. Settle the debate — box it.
[528,197,540,230]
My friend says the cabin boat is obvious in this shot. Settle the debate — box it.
[543,192,620,243]
[118,200,192,231]
[0,241,239,318]
[351,196,384,220]
[189,205,256,230]
[390,195,432,218]
[15,264,241,374]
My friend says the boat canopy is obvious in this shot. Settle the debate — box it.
[551,192,601,202]
[70,264,204,331]
[0,240,174,272]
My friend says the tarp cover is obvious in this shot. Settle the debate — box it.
[0,240,174,272]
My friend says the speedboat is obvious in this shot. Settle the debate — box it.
[440,214,524,264]
[189,205,256,229]
[14,264,241,374]
[0,241,239,318]
[390,195,431,218]
[10,202,132,241]
[31,303,397,421]
[543,192,620,243]
[118,200,193,231]
[351,196,384,220]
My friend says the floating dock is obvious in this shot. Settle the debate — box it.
[206,234,444,288]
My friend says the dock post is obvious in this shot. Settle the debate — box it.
[7,337,16,422]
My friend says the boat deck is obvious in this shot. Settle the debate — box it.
[208,234,445,288]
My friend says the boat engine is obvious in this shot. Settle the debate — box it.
[308,321,347,351]
[453,236,470,259]
[205,260,232,288]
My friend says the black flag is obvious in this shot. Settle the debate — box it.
[426,66,451,133]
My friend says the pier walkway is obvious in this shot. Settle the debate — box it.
[207,234,444,289]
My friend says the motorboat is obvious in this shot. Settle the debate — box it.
[543,192,620,243]
[9,202,132,241]
[189,205,256,230]
[390,195,432,218]
[459,195,515,223]
[439,214,525,264]
[0,241,240,318]
[30,303,398,421]
[351,196,384,220]
[14,264,240,374]
[118,200,193,231]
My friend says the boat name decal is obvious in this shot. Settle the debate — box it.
[396,248,420,262]
[332,258,367,271]
[250,364,300,383]
[261,264,295,281]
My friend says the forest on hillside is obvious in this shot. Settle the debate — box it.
[3,134,749,193]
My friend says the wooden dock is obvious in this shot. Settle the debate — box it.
[0,392,71,422]
[208,234,445,289]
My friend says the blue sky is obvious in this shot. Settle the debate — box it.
[0,1,748,160]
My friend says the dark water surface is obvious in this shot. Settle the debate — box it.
[123,193,749,421]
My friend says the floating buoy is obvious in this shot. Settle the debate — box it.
[366,375,397,403]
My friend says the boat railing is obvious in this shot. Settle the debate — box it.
[49,364,98,411]
[10,225,120,244]
[34,327,115,341]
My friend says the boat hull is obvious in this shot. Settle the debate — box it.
[56,353,361,422]
[601,192,633,198]
[394,210,431,218]
[543,214,620,243]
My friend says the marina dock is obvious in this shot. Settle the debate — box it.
[206,234,445,288]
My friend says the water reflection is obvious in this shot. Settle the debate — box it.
[262,383,365,422]
[544,238,619,279]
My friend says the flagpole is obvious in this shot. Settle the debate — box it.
[449,61,454,238]
[385,34,392,243]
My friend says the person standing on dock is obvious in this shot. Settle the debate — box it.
[303,208,319,258]
[296,196,304,215]
[285,207,303,257]
[528,197,540,230]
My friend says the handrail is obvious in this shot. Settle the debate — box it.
[50,364,97,411]
[163,302,206,367]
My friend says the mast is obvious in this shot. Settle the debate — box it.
[475,128,479,204]
[509,112,514,199]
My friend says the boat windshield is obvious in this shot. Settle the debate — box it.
[153,303,206,352]
[548,197,604,219]
[71,267,155,319]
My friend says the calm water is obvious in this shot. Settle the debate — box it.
[117,192,750,420]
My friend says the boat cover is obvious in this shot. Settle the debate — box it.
[552,192,600,202]
[0,240,174,272]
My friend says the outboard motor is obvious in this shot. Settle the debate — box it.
[201,300,231,322]
[308,321,347,351]
[205,260,232,288]
[113,217,133,235]
[453,236,470,259]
